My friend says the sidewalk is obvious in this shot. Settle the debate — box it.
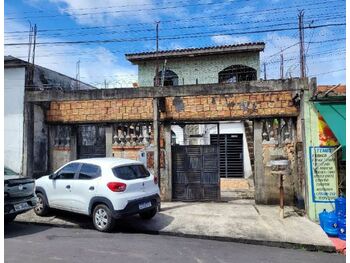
[15,200,335,252]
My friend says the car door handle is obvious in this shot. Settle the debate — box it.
[66,185,71,190]
[89,186,95,191]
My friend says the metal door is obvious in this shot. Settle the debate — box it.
[77,125,106,159]
[210,134,244,178]
[172,145,219,201]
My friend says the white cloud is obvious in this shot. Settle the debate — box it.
[211,35,251,45]
[49,0,159,26]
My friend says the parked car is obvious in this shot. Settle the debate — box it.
[4,167,37,223]
[34,157,160,232]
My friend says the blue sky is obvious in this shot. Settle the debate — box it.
[4,0,346,87]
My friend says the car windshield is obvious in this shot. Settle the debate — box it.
[112,164,150,180]
[4,167,19,176]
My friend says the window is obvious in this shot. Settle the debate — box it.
[218,65,257,84]
[154,70,179,86]
[112,165,150,180]
[78,164,101,180]
[56,163,80,179]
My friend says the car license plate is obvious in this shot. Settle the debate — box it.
[139,201,151,210]
[14,202,30,211]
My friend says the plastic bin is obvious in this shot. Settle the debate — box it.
[319,210,338,237]
[335,196,346,217]
[337,217,346,240]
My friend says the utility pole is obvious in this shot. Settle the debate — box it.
[263,62,267,80]
[76,60,80,90]
[31,24,37,66]
[280,53,284,79]
[298,10,306,78]
[27,22,33,65]
[155,21,160,87]
[153,21,161,188]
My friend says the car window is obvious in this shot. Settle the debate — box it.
[112,165,150,180]
[56,163,80,179]
[78,164,101,180]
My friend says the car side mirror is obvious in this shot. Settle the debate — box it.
[49,173,57,180]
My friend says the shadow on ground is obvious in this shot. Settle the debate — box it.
[5,222,51,239]
[29,208,174,234]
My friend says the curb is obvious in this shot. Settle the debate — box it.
[14,219,336,253]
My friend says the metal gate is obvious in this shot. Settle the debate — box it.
[210,134,244,178]
[172,145,220,201]
[77,125,106,159]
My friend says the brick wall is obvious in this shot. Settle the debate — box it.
[47,98,153,122]
[46,91,298,123]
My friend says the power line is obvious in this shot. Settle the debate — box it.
[5,0,343,26]
[5,14,344,40]
[4,0,244,20]
[4,22,345,47]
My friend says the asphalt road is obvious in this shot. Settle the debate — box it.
[5,222,345,263]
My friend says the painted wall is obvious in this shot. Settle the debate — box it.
[303,89,339,221]
[4,67,25,173]
[137,52,260,86]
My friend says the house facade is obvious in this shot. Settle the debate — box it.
[126,43,264,87]
[126,43,264,182]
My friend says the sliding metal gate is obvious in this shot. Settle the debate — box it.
[210,134,244,178]
[172,145,220,201]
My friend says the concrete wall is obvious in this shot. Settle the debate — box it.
[254,119,298,205]
[137,52,260,86]
[4,67,25,173]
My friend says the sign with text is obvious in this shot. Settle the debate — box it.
[309,146,338,203]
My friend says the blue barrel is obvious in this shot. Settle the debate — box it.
[320,211,338,237]
[335,196,346,217]
[337,217,346,240]
[319,209,327,229]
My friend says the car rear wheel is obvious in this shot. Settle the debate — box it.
[92,204,115,232]
[34,193,50,216]
[139,208,157,220]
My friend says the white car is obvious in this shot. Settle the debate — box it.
[34,157,160,232]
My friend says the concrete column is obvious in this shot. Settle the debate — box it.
[164,123,172,201]
[253,119,264,204]
[153,98,160,185]
[22,102,34,178]
[48,125,55,173]
[105,126,113,157]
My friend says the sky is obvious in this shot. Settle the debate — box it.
[4,0,346,88]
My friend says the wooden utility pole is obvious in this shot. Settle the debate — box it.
[153,21,161,187]
[155,21,160,87]
[280,53,284,79]
[298,10,306,78]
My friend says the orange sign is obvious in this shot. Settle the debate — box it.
[318,114,338,146]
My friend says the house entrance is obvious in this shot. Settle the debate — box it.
[77,125,106,159]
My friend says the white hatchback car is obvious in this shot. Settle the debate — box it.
[34,157,160,232]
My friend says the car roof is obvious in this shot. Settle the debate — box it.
[69,157,143,168]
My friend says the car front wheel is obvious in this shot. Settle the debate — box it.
[139,208,157,220]
[92,204,115,232]
[34,193,50,216]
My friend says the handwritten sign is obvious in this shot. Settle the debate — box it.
[309,147,338,203]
